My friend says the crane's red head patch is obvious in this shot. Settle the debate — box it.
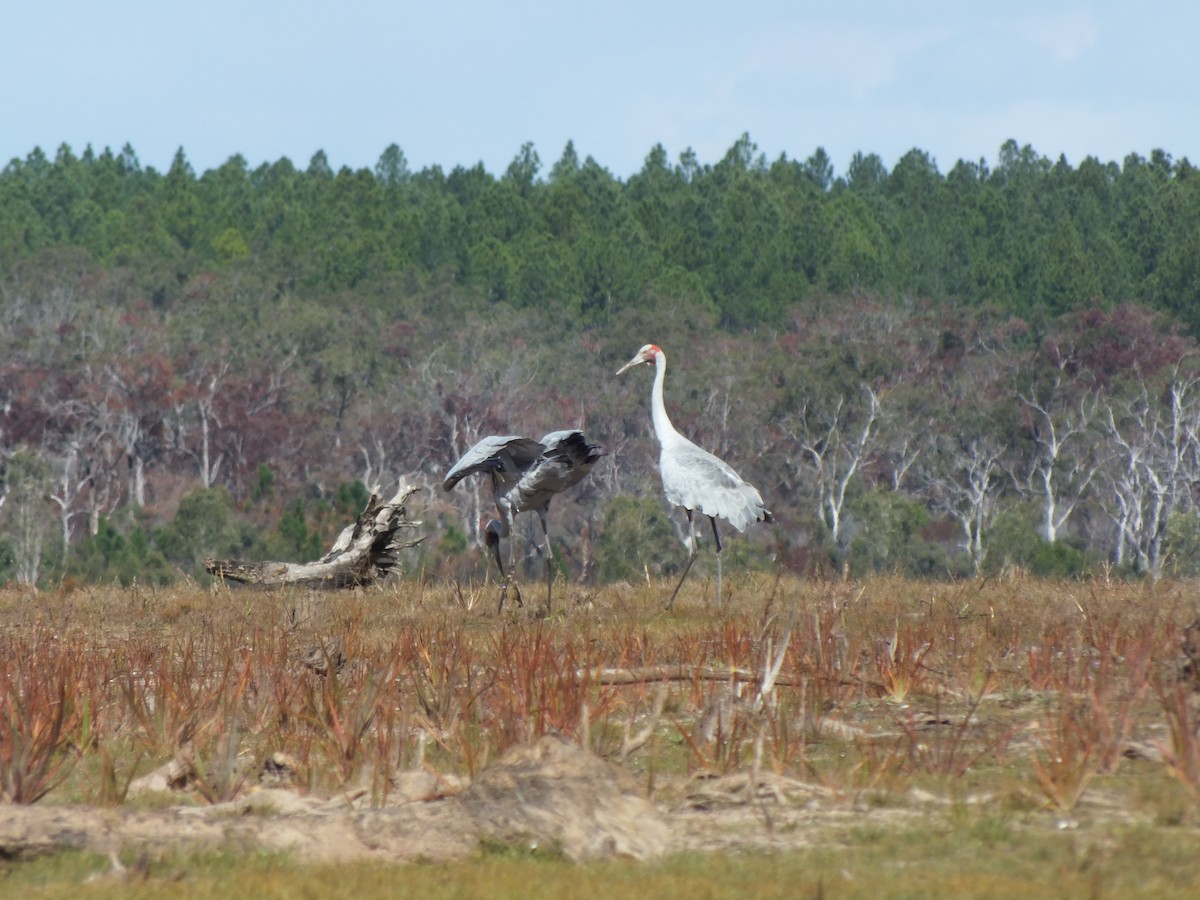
[617,343,662,375]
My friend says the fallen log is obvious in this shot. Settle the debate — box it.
[205,484,424,589]
[580,665,800,687]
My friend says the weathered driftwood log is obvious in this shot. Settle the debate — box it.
[205,484,424,589]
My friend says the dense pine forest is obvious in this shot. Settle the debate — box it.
[3,135,1200,587]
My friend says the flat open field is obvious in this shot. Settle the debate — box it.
[3,573,1200,897]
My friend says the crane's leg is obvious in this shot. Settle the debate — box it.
[709,517,724,608]
[665,510,700,611]
[488,532,512,613]
[539,510,553,615]
[491,519,522,613]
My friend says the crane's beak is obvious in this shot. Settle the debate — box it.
[616,353,644,376]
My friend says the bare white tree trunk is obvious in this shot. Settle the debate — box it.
[1,448,52,586]
[1099,371,1200,578]
[792,386,881,557]
[48,444,91,558]
[1014,380,1098,544]
[926,439,1004,575]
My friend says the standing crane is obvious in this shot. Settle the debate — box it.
[617,344,771,608]
[443,429,604,613]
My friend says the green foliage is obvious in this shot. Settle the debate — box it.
[335,480,371,518]
[5,137,1200,331]
[438,523,469,558]
[236,482,372,568]
[153,487,256,579]
[68,517,173,586]
[276,500,325,562]
[822,191,890,294]
[845,489,943,577]
[0,534,13,583]
[211,226,249,261]
[984,503,1043,574]
[1163,510,1200,577]
[593,495,681,583]
[7,136,1200,585]
[1026,539,1091,578]
[253,465,275,502]
[985,502,1090,577]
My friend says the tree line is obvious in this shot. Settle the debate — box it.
[3,136,1200,588]
[3,135,1199,332]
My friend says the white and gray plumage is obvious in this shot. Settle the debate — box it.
[443,430,604,612]
[617,343,771,608]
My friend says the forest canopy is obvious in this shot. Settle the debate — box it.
[2,135,1200,588]
[3,136,1198,331]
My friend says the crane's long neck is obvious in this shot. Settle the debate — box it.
[650,349,679,446]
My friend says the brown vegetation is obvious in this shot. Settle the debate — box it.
[2,574,1200,887]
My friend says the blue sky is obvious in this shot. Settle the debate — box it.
[4,1,1196,179]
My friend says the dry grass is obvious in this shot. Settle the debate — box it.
[3,572,1200,895]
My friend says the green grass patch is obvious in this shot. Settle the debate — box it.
[9,828,1200,900]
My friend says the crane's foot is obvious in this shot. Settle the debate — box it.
[497,580,523,614]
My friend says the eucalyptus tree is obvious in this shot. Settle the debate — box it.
[924,436,1006,575]
[790,385,882,561]
[0,447,52,585]
[1013,371,1100,545]
[174,356,231,489]
[1098,368,1200,576]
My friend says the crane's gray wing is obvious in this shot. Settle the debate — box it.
[442,435,544,491]
[500,430,605,516]
[661,440,770,532]
[538,430,586,451]
[537,430,605,480]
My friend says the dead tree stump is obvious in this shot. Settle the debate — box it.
[205,484,424,589]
